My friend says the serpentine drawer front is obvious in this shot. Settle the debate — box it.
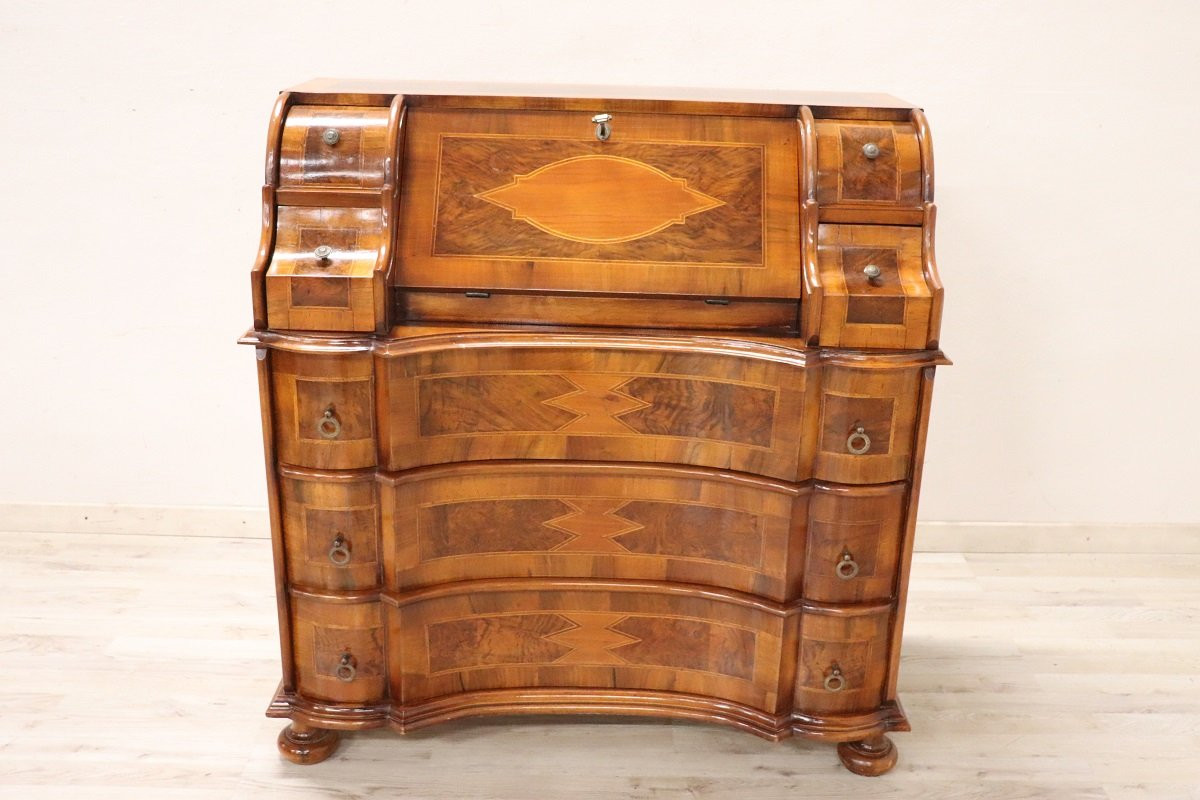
[245,81,948,777]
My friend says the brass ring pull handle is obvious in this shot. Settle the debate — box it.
[328,534,351,566]
[836,551,860,580]
[824,665,846,693]
[313,244,333,263]
[862,142,881,159]
[335,653,356,683]
[846,426,871,455]
[322,128,340,146]
[317,408,341,440]
[863,264,882,284]
[592,113,612,141]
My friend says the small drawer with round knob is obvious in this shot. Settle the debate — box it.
[796,604,892,715]
[264,206,384,332]
[814,119,924,221]
[280,467,380,591]
[291,593,386,704]
[278,105,390,188]
[802,482,906,603]
[814,223,937,349]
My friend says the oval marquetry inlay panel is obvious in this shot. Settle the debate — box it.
[475,155,725,244]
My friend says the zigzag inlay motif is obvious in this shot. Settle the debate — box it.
[544,613,640,665]
[541,373,651,434]
[543,499,642,553]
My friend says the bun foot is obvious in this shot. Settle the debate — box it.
[278,721,340,765]
[837,734,898,776]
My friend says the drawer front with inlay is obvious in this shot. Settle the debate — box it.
[802,482,906,604]
[281,469,380,591]
[382,463,806,601]
[265,206,383,332]
[813,365,921,484]
[795,604,892,715]
[278,105,390,189]
[378,342,809,480]
[270,350,376,470]
[291,594,386,704]
[816,225,933,349]
[387,584,788,713]
[396,108,802,300]
[815,120,922,215]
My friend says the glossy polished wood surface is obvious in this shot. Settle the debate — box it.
[245,82,947,776]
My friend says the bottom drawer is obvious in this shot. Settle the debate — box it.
[794,604,892,715]
[387,583,788,713]
[291,594,387,704]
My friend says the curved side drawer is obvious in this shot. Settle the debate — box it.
[386,582,788,714]
[271,349,377,470]
[281,468,380,591]
[813,364,921,484]
[279,105,390,188]
[378,341,809,480]
[794,604,892,716]
[291,593,386,704]
[382,463,806,602]
[802,482,906,604]
[815,120,922,217]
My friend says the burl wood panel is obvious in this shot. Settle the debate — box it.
[291,594,387,704]
[817,224,933,349]
[266,206,382,332]
[387,584,788,712]
[397,108,802,298]
[398,292,800,332]
[802,482,907,604]
[814,365,921,484]
[814,120,922,210]
[377,342,809,480]
[795,605,892,715]
[270,350,376,470]
[278,105,390,188]
[380,463,807,601]
[280,468,380,591]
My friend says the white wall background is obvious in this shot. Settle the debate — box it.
[1,0,1198,525]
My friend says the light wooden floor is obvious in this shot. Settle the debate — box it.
[1,530,1197,799]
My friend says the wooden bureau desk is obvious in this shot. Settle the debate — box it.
[241,80,947,776]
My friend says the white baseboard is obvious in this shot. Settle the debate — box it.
[0,502,1197,553]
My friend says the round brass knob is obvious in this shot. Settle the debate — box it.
[862,142,881,159]
[317,408,341,439]
[836,551,860,580]
[846,426,871,455]
[313,245,333,262]
[322,128,340,146]
[328,535,351,566]
[824,665,846,693]
[335,653,356,682]
[863,264,882,281]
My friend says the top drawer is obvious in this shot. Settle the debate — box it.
[396,109,802,299]
[278,105,390,189]
[815,120,923,218]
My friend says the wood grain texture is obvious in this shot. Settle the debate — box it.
[397,108,802,298]
[245,84,948,777]
[279,105,390,189]
[279,468,380,591]
[399,291,800,331]
[269,349,376,470]
[265,206,383,332]
[814,120,923,216]
[817,224,934,349]
[377,340,809,480]
[386,582,788,714]
[381,462,805,601]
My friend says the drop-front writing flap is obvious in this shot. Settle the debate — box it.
[396,109,803,299]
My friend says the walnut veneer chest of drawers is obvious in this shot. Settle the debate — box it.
[241,79,947,776]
